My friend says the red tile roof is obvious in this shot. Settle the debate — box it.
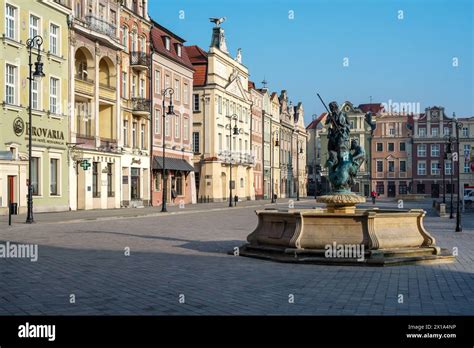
[306,112,327,129]
[185,45,208,87]
[358,103,385,114]
[150,20,194,71]
[248,80,256,90]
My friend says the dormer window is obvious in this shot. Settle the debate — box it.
[176,44,182,57]
[164,36,170,51]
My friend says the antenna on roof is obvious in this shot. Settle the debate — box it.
[369,96,372,104]
[261,77,268,89]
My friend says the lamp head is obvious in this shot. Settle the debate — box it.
[33,59,45,80]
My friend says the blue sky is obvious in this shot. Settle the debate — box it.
[149,0,473,125]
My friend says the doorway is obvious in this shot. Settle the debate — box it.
[131,168,140,200]
[431,183,440,198]
[7,175,15,205]
[388,181,396,197]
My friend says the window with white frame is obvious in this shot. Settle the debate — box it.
[418,127,426,137]
[154,108,160,134]
[155,70,160,93]
[140,36,146,53]
[140,124,145,149]
[218,133,222,151]
[122,26,128,48]
[431,127,439,137]
[218,96,222,114]
[464,161,470,173]
[462,127,469,137]
[165,116,170,136]
[399,160,406,172]
[132,122,137,148]
[431,161,440,175]
[175,114,180,138]
[5,64,17,105]
[174,79,180,101]
[49,23,59,55]
[139,78,145,97]
[444,127,450,136]
[431,144,440,157]
[445,161,452,175]
[464,144,471,158]
[183,117,189,141]
[132,75,136,97]
[165,75,170,89]
[376,160,383,172]
[5,4,17,40]
[389,127,395,135]
[123,120,129,147]
[32,79,40,110]
[164,36,170,50]
[122,71,127,98]
[183,83,189,105]
[50,158,59,195]
[50,77,59,114]
[417,161,426,175]
[31,157,40,195]
[29,15,40,46]
[176,44,182,57]
[417,144,426,157]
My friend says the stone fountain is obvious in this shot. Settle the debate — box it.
[239,100,454,266]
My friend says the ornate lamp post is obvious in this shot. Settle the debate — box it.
[271,130,279,203]
[447,113,463,232]
[26,35,45,224]
[161,88,175,213]
[296,140,303,201]
[311,113,318,200]
[442,151,447,204]
[226,114,241,207]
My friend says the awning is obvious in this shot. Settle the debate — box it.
[153,156,194,172]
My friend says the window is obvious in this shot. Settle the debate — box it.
[183,117,189,141]
[140,36,146,53]
[32,79,39,110]
[399,181,407,195]
[139,78,145,97]
[417,161,426,175]
[388,161,394,172]
[165,75,170,89]
[174,79,180,101]
[176,44,182,57]
[376,181,384,195]
[155,70,161,93]
[50,158,59,195]
[50,77,59,114]
[5,4,16,40]
[399,142,406,152]
[192,132,200,153]
[175,115,180,138]
[164,36,170,50]
[132,75,136,97]
[445,161,452,175]
[122,26,128,48]
[431,144,440,157]
[110,9,116,26]
[193,94,200,112]
[123,120,129,147]
[165,116,170,136]
[132,122,137,148]
[400,160,406,173]
[444,127,450,136]
[31,157,39,195]
[184,83,189,105]
[141,124,145,149]
[376,160,383,172]
[218,96,222,114]
[431,161,440,175]
[464,161,470,173]
[218,133,222,151]
[418,127,426,137]
[417,144,426,157]
[388,143,394,152]
[240,178,244,188]
[376,143,383,152]
[131,31,137,52]
[122,71,127,98]
[92,162,100,197]
[154,109,160,134]
[49,23,59,55]
[389,128,395,135]
[154,172,161,191]
[431,127,439,137]
[29,15,40,47]
[462,127,469,137]
[176,174,183,195]
[416,183,425,194]
[107,163,113,197]
[5,64,17,105]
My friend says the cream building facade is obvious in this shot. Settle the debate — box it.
[187,21,254,202]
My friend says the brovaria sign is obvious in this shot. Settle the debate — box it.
[24,122,65,145]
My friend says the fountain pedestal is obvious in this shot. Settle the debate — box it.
[239,194,454,266]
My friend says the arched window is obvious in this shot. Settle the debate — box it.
[99,59,110,86]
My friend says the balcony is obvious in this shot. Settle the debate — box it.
[85,15,116,38]
[75,76,94,95]
[130,52,150,70]
[53,0,71,8]
[99,83,116,101]
[131,97,151,117]
[217,151,256,166]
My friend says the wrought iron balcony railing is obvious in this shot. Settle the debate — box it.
[217,151,256,166]
[131,97,151,113]
[130,51,151,68]
[84,15,117,39]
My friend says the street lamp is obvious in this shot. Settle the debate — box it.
[226,114,242,207]
[447,113,463,232]
[311,113,318,200]
[296,140,303,201]
[26,35,45,224]
[161,87,175,213]
[445,135,454,219]
[271,130,279,203]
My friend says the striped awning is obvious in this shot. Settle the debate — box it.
[152,156,194,172]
